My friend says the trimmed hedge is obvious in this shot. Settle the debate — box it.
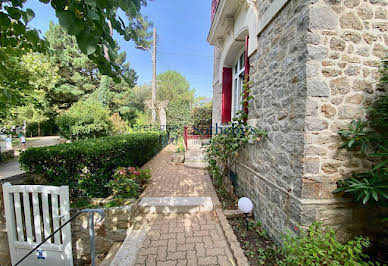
[19,132,167,198]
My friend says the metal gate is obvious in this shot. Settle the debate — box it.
[2,182,73,266]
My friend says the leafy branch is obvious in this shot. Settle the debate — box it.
[0,0,153,79]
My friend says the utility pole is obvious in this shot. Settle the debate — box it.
[151,27,157,122]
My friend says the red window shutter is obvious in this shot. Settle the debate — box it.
[221,67,232,124]
[244,36,250,78]
[244,36,250,115]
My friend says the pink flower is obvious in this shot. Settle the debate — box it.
[133,171,141,176]
[119,169,127,175]
[128,167,136,173]
[294,226,299,232]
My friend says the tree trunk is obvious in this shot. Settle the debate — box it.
[38,122,41,136]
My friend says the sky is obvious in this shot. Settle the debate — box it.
[25,0,214,98]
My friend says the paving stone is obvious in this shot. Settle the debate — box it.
[157,247,167,261]
[150,240,168,247]
[195,243,206,257]
[161,233,177,240]
[157,261,177,266]
[176,243,195,251]
[111,149,246,265]
[207,248,225,256]
[168,239,177,252]
[198,256,217,265]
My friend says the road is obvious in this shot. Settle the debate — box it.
[0,136,61,180]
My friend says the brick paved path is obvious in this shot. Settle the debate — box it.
[131,148,236,266]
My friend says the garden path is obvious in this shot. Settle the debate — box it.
[0,136,61,180]
[112,147,247,266]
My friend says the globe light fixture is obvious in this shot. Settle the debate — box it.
[238,197,253,231]
[238,197,253,214]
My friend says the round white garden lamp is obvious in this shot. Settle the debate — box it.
[238,197,253,230]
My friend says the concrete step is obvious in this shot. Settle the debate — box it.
[138,197,213,214]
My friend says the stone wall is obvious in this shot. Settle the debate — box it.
[301,0,388,244]
[234,0,309,242]
[71,205,135,265]
[303,0,387,198]
[229,0,388,244]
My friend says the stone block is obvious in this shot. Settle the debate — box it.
[307,45,328,60]
[309,6,338,30]
[307,80,330,97]
[138,197,213,214]
[321,104,337,118]
[330,77,351,96]
[338,105,363,119]
[357,3,373,20]
[330,37,346,51]
[305,119,328,131]
[340,12,364,30]
[304,158,321,174]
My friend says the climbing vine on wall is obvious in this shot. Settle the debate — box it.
[205,78,266,189]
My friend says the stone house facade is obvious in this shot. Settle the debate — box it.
[208,0,387,243]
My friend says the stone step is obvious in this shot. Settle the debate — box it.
[184,149,206,162]
[96,242,122,266]
[138,197,213,214]
[110,224,147,266]
[184,161,209,169]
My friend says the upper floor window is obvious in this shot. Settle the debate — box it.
[232,50,245,118]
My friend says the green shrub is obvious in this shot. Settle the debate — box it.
[19,132,166,198]
[191,104,212,130]
[56,99,113,140]
[282,222,371,266]
[368,96,388,133]
[106,167,151,198]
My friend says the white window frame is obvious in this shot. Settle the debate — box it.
[231,48,245,119]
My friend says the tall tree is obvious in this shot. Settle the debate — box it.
[0,50,30,121]
[0,0,152,117]
[45,22,99,111]
[1,52,59,124]
[45,23,139,112]
[155,71,195,136]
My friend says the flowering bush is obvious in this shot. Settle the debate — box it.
[106,167,151,198]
